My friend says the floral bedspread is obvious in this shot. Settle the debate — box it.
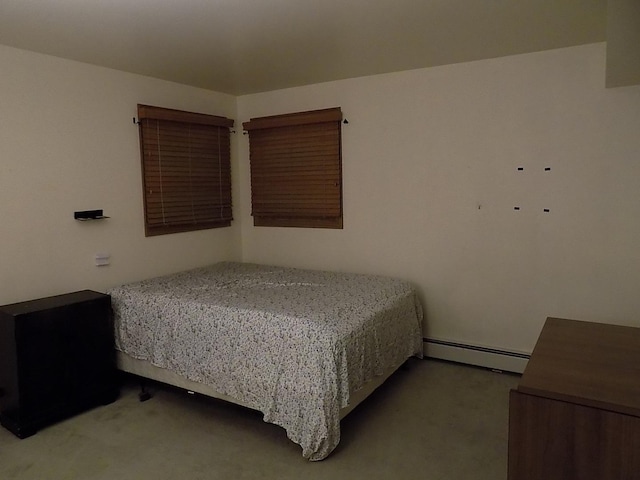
[108,262,423,460]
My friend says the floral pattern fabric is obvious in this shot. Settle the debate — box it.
[108,262,423,460]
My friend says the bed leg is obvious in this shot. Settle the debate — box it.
[138,379,152,402]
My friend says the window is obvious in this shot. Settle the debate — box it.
[137,104,234,236]
[242,107,343,229]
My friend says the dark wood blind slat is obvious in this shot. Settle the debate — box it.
[250,164,339,173]
[252,209,341,217]
[243,107,342,131]
[250,151,339,161]
[146,195,231,203]
[250,132,339,145]
[251,180,340,189]
[144,165,231,173]
[138,104,234,128]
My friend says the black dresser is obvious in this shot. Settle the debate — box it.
[0,290,119,438]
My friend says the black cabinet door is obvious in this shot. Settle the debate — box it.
[16,306,71,421]
[65,296,117,405]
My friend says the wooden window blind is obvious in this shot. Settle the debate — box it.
[137,104,234,236]
[242,107,343,229]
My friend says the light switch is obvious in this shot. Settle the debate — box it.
[95,253,110,266]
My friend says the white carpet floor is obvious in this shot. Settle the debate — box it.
[0,359,519,480]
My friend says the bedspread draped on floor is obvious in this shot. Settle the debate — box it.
[108,262,423,460]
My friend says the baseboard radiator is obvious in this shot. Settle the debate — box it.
[423,338,530,374]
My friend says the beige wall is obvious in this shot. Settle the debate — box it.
[237,43,640,353]
[2,42,639,356]
[606,0,640,87]
[0,45,242,305]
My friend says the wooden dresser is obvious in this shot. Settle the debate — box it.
[508,317,640,480]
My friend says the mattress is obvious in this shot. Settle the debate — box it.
[108,262,423,460]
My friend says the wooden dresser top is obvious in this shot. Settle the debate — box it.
[518,317,640,417]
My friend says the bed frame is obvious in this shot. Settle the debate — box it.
[117,351,403,420]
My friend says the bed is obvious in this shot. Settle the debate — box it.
[107,262,423,460]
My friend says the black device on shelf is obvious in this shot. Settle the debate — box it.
[0,290,119,438]
[74,209,109,221]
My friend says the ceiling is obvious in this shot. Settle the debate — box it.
[0,0,607,95]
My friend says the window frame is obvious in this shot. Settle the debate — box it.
[137,104,234,236]
[242,107,343,229]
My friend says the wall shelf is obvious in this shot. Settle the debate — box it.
[74,209,109,221]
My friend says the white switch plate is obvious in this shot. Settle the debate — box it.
[95,252,110,266]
